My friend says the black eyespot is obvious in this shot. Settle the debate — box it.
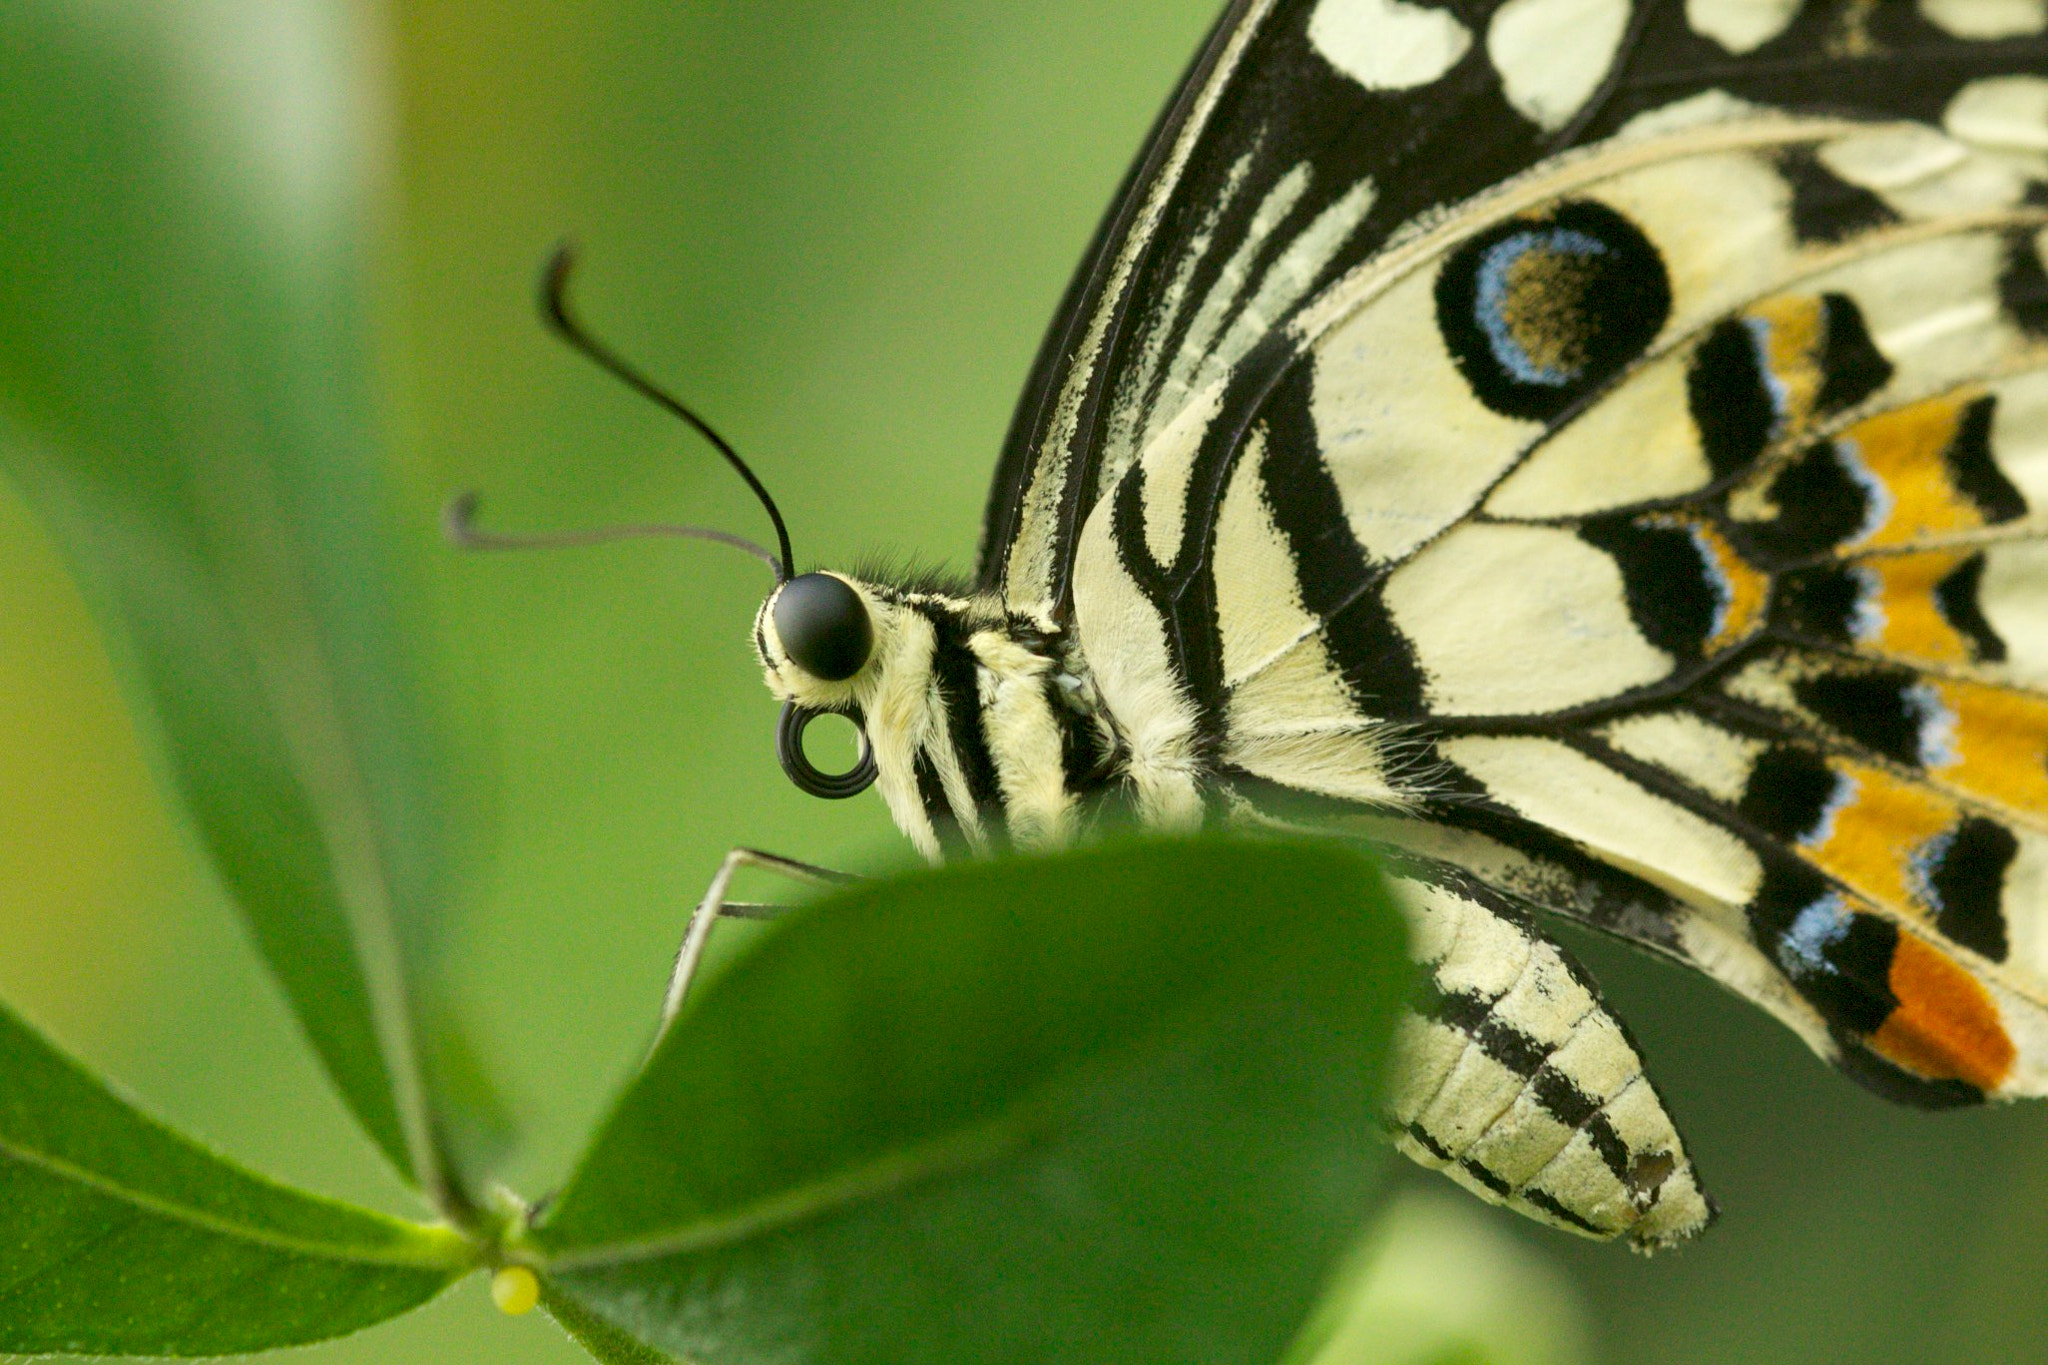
[773,572,873,681]
[1435,200,1671,423]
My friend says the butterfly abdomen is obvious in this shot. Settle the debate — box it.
[1387,874,1713,1252]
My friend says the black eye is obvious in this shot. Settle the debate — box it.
[773,572,873,681]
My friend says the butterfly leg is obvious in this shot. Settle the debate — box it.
[659,848,857,1030]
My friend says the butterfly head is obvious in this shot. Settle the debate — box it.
[463,245,1023,851]
[753,572,1005,859]
[752,570,890,802]
[760,571,875,688]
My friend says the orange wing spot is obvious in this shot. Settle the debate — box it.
[1870,933,2015,1091]
[1806,759,1956,919]
[1698,522,1771,653]
[1838,394,1985,551]
[1639,514,1770,653]
[1748,295,1827,425]
[1864,551,1978,664]
[1937,679,2048,812]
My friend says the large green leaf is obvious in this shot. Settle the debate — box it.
[544,1290,688,1365]
[0,997,470,1355]
[531,836,1411,1365]
[0,1,483,1194]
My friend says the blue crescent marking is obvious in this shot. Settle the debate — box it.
[1829,438,1896,546]
[1779,891,1853,978]
[1902,681,1961,769]
[1908,824,1960,918]
[1473,225,1609,387]
[1800,767,1859,849]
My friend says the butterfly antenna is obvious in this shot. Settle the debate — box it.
[527,242,796,581]
[442,491,783,577]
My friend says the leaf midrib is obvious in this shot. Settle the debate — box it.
[538,1090,1046,1273]
[539,915,1345,1273]
[0,1133,471,1271]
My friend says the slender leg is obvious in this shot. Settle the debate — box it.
[658,848,855,1033]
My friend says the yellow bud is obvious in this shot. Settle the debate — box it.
[490,1265,541,1316]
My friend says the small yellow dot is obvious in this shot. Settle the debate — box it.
[491,1265,541,1316]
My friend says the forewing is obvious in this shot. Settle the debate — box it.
[982,0,2048,623]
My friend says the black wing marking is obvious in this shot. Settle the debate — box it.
[982,0,2048,624]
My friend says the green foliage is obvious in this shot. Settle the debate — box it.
[1289,1191,1592,1365]
[535,840,1406,1364]
[0,0,476,1194]
[0,827,1410,1362]
[543,1291,689,1365]
[0,998,469,1356]
[0,1,1420,1358]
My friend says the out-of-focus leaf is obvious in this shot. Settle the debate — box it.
[0,1,486,1195]
[0,997,471,1356]
[543,1290,687,1365]
[530,835,1411,1365]
[1287,1189,1594,1365]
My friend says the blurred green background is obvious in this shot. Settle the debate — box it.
[2,2,2046,1362]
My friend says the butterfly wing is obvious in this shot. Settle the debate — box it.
[979,0,2048,625]
[982,0,1597,618]
[1072,54,2048,1108]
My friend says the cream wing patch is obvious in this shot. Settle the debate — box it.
[1824,232,2027,404]
[1998,835,2048,989]
[1684,0,1801,53]
[1944,75,2048,183]
[1976,540,2048,689]
[1072,501,1205,830]
[1212,427,1320,685]
[1487,0,1632,132]
[1310,264,1541,564]
[1816,122,2038,217]
[1308,0,1473,91]
[1215,428,1405,808]
[1383,524,1672,715]
[1595,711,1768,804]
[1945,75,2048,154]
[1919,0,2048,40]
[1985,369,2048,507]
[1137,383,1223,568]
[1443,735,1765,911]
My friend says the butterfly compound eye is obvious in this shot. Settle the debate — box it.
[773,572,874,681]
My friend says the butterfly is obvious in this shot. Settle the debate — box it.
[471,0,2048,1252]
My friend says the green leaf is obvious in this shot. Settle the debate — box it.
[1285,1190,1593,1365]
[0,1,483,1194]
[531,835,1411,1365]
[0,997,471,1356]
[544,1290,690,1365]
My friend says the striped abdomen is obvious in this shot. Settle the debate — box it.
[1386,873,1714,1252]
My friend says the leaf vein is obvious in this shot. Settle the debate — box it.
[0,1137,470,1272]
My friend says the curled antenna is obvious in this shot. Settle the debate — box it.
[537,242,795,582]
[443,491,783,578]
